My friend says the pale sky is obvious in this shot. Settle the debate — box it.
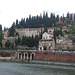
[0,0,75,29]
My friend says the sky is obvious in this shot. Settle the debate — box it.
[0,0,75,29]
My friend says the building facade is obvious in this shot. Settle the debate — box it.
[2,37,16,48]
[15,28,44,38]
[38,32,55,50]
[2,30,9,40]
[56,39,75,50]
[69,13,75,21]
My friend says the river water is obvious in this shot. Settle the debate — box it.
[0,62,75,75]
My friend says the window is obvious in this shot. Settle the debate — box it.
[49,31,51,32]
[58,40,59,42]
[49,36,51,38]
[49,46,50,49]
[40,47,42,50]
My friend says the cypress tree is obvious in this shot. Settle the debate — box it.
[67,12,69,18]
[0,25,2,48]
[74,14,75,21]
[54,28,56,44]
[63,14,65,23]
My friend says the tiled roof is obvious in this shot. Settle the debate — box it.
[40,39,53,41]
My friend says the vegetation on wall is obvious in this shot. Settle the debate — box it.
[5,40,14,49]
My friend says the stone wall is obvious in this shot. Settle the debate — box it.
[35,52,75,62]
[0,50,16,59]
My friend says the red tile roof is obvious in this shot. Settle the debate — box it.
[57,21,63,24]
[40,39,53,41]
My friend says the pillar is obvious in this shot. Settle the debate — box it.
[18,53,19,59]
[24,53,25,60]
[30,54,32,60]
[27,54,28,60]
[21,54,22,60]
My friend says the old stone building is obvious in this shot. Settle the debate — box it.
[56,39,75,50]
[15,27,54,38]
[2,37,17,48]
[56,35,65,44]
[47,27,54,34]
[38,32,55,50]
[56,34,75,50]
[15,28,44,38]
[38,39,55,50]
[2,30,9,39]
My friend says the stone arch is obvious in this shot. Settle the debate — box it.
[32,54,34,60]
[25,53,28,60]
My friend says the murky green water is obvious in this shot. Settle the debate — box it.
[0,62,75,75]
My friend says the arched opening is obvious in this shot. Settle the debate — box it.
[19,53,21,59]
[25,54,27,60]
[28,54,30,60]
[22,53,24,60]
[43,46,47,50]
[32,54,34,60]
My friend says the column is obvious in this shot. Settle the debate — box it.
[18,53,19,59]
[27,54,28,60]
[21,54,22,60]
[24,53,25,60]
[30,54,32,60]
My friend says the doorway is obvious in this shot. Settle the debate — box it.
[43,46,47,50]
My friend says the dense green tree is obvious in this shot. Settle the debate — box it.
[67,12,69,18]
[16,19,18,28]
[74,14,75,21]
[10,42,14,48]
[65,18,71,25]
[0,32,2,47]
[4,27,8,31]
[22,36,25,45]
[62,14,65,23]
[0,25,3,48]
[50,13,54,23]
[50,13,56,27]
[31,35,35,47]
[55,27,63,37]
[0,25,2,30]
[15,35,40,48]
[54,28,56,44]
[17,37,21,45]
[70,14,72,20]
[15,39,18,47]
[55,23,63,27]
[35,35,39,47]
[5,40,10,48]
[9,22,16,36]
[56,15,59,22]
[60,27,63,36]
[44,26,48,32]
[60,16,62,21]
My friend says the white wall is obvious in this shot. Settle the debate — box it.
[42,32,53,39]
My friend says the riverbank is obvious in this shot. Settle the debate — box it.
[0,58,75,66]
[30,60,75,66]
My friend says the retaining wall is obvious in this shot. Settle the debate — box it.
[35,52,75,62]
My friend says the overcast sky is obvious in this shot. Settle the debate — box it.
[0,0,75,29]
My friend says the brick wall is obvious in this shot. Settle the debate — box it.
[35,52,75,62]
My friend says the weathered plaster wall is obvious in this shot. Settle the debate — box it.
[35,52,75,62]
